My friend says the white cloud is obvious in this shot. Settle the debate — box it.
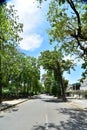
[14,0,43,32]
[8,0,44,51]
[20,34,43,51]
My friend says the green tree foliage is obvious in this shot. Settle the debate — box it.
[2,51,41,98]
[43,70,53,95]
[47,0,87,56]
[0,3,41,102]
[0,4,23,46]
[38,49,74,101]
[0,3,23,103]
[37,0,87,79]
[41,70,62,97]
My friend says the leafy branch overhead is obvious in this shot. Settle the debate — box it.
[37,0,87,56]
[48,0,87,56]
[39,50,75,73]
[37,0,87,80]
[0,3,23,45]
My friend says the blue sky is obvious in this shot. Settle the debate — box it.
[8,0,84,84]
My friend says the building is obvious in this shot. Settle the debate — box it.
[80,78,87,91]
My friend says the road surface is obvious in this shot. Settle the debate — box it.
[0,94,87,130]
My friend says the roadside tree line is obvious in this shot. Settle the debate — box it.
[0,3,42,103]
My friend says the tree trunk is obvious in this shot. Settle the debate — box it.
[0,53,2,103]
[59,74,67,101]
[0,82,2,104]
[54,70,61,97]
[0,67,2,103]
[56,61,67,102]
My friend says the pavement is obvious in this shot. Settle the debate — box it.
[67,98,87,111]
[0,96,87,111]
[0,98,28,111]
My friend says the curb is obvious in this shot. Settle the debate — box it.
[0,99,29,111]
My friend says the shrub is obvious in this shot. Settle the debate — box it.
[2,89,17,100]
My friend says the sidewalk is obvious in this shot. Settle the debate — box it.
[0,99,28,111]
[68,98,87,110]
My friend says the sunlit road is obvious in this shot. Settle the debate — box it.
[0,94,87,130]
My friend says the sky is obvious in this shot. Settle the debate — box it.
[7,0,84,84]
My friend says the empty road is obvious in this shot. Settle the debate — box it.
[0,94,87,130]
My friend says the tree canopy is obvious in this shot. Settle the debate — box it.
[0,3,42,103]
[0,3,23,103]
[47,0,87,56]
[38,49,74,100]
[37,0,87,80]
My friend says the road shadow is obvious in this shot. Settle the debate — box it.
[0,103,19,114]
[32,125,45,130]
[0,103,12,111]
[32,123,62,130]
[41,98,65,103]
[0,115,4,118]
[5,105,19,113]
[56,108,87,130]
[32,108,87,130]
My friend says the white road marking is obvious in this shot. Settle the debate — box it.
[44,102,49,129]
[45,114,48,129]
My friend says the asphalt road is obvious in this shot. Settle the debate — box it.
[0,94,87,130]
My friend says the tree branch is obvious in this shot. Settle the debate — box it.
[67,0,87,55]
[67,0,81,36]
[75,37,87,55]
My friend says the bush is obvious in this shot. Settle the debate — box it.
[19,92,29,98]
[2,90,10,98]
[2,89,17,100]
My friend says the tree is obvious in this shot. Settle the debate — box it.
[0,3,23,103]
[38,49,74,101]
[37,0,87,79]
[10,53,40,97]
[43,70,53,95]
[28,57,40,95]
[0,0,6,4]
[47,0,87,55]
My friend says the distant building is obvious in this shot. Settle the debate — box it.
[66,84,73,92]
[72,83,80,90]
[67,79,87,92]
[80,78,87,91]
